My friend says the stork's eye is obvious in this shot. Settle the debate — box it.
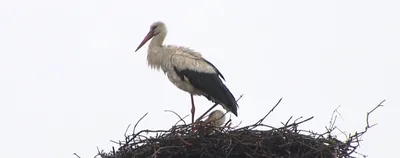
[151,26,157,30]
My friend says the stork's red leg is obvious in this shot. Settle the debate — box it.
[190,94,195,123]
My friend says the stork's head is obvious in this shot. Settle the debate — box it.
[204,110,226,127]
[135,21,167,52]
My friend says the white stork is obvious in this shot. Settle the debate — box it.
[134,21,238,123]
[204,110,226,127]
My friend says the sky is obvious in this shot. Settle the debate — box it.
[0,0,399,157]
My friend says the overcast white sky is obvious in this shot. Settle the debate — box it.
[1,0,399,157]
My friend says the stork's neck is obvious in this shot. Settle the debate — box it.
[149,31,167,48]
[146,31,168,72]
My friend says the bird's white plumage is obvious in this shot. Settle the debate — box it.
[145,25,217,96]
[157,46,215,96]
[204,110,226,127]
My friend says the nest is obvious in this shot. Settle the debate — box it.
[96,99,384,158]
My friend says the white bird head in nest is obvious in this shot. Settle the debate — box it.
[204,110,227,127]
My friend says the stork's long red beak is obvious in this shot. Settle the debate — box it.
[135,30,154,52]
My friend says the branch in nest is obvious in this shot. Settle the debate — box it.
[133,112,148,135]
[255,97,283,125]
[164,110,188,126]
[73,153,81,158]
[345,100,385,156]
[235,97,283,131]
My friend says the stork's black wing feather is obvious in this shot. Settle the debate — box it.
[174,67,185,81]
[202,59,226,81]
[173,67,238,116]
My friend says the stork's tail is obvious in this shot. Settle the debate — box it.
[219,83,238,116]
[203,82,238,116]
[178,69,239,116]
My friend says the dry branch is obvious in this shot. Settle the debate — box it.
[73,153,81,158]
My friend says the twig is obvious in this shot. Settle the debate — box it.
[278,116,314,130]
[110,140,120,145]
[346,100,385,156]
[366,100,385,129]
[235,98,283,131]
[152,146,182,158]
[164,110,187,125]
[124,124,131,137]
[325,105,349,140]
[133,112,148,135]
[94,146,103,158]
[195,103,218,123]
[231,121,243,129]
[125,129,170,146]
[175,115,189,126]
[353,100,385,137]
[73,153,81,158]
[334,105,344,122]
[255,97,283,125]
[177,134,192,146]
[282,116,293,127]
[225,143,237,158]
[223,119,232,128]
[294,116,303,123]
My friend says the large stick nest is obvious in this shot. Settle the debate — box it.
[96,99,384,158]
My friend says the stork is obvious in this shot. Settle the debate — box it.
[135,21,238,123]
[204,110,227,127]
